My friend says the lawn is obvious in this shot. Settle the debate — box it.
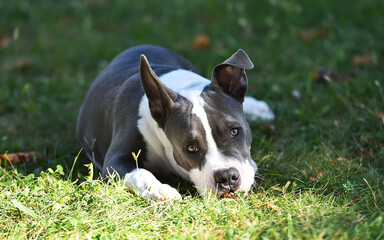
[1,0,383,239]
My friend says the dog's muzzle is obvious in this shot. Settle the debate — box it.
[214,167,241,193]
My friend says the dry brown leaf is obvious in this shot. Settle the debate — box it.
[360,135,377,144]
[192,34,210,50]
[356,149,373,158]
[0,35,11,48]
[311,68,349,84]
[60,16,73,26]
[0,151,45,165]
[352,53,373,66]
[267,203,281,210]
[329,157,345,163]
[309,170,323,182]
[2,58,32,72]
[300,28,328,42]
[374,112,384,120]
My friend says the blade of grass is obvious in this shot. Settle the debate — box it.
[11,199,38,219]
[363,178,378,208]
[131,149,141,170]
[68,149,82,182]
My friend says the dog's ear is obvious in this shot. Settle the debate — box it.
[211,49,254,103]
[140,54,177,128]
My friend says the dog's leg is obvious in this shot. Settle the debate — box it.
[243,96,275,121]
[103,152,181,201]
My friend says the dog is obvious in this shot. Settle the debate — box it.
[77,45,274,200]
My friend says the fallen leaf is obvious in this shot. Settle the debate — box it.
[356,149,373,158]
[360,135,377,144]
[2,58,32,72]
[300,31,312,42]
[300,28,328,42]
[267,203,281,210]
[329,157,345,163]
[60,16,73,26]
[311,67,349,84]
[315,29,328,38]
[0,35,11,48]
[374,112,384,120]
[352,53,374,66]
[0,151,45,165]
[309,170,323,182]
[192,34,210,50]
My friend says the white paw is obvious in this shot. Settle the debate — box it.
[243,96,275,121]
[124,168,182,201]
[141,183,182,201]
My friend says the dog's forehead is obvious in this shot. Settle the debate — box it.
[202,87,251,158]
[201,86,245,122]
[166,96,204,138]
[160,69,211,140]
[160,69,250,167]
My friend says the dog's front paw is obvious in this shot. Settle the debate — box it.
[124,168,182,201]
[243,96,275,121]
[141,183,182,201]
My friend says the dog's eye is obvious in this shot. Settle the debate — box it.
[186,144,198,153]
[230,128,239,138]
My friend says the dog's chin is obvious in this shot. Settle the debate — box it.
[217,189,235,198]
[192,180,253,198]
[199,187,243,198]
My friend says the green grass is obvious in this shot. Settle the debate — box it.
[2,165,382,239]
[1,0,384,239]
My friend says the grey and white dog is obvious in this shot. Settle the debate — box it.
[77,45,274,200]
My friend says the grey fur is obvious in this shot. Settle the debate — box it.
[76,45,254,185]
[77,45,197,177]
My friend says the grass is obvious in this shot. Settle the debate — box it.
[2,166,382,239]
[1,0,384,239]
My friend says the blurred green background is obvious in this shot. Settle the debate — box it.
[1,0,383,185]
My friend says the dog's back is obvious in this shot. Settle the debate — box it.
[76,45,197,169]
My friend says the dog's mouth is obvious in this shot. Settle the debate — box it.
[218,189,236,198]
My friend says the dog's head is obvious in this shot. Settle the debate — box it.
[140,50,257,197]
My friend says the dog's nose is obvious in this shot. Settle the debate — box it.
[214,167,241,190]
